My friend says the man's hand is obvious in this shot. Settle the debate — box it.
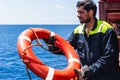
[74,65,93,80]
[44,35,56,50]
[74,68,85,80]
[44,36,61,53]
[70,76,85,80]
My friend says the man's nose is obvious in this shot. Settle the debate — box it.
[77,13,81,18]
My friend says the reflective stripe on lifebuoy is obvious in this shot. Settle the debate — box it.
[46,67,54,80]
[17,28,80,80]
[18,36,31,42]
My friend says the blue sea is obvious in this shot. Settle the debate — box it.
[0,24,78,80]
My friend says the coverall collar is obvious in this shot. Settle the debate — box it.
[83,18,98,32]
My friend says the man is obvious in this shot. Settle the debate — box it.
[68,0,120,80]
[45,0,120,80]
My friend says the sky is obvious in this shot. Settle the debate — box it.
[0,0,99,24]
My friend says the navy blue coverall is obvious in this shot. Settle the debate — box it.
[68,19,120,80]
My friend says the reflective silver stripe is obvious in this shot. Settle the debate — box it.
[98,24,103,32]
[46,67,54,80]
[50,32,55,37]
[68,58,80,63]
[18,36,31,42]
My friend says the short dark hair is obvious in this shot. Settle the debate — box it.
[76,0,97,16]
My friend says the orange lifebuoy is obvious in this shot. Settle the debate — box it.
[17,28,80,80]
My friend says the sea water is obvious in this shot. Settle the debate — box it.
[0,24,78,80]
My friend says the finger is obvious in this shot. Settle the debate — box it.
[80,77,85,80]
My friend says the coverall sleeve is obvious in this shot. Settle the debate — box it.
[68,32,77,49]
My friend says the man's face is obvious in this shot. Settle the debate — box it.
[77,6,91,23]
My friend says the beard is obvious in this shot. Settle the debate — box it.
[80,17,91,24]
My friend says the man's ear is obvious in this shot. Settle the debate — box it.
[89,10,94,16]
